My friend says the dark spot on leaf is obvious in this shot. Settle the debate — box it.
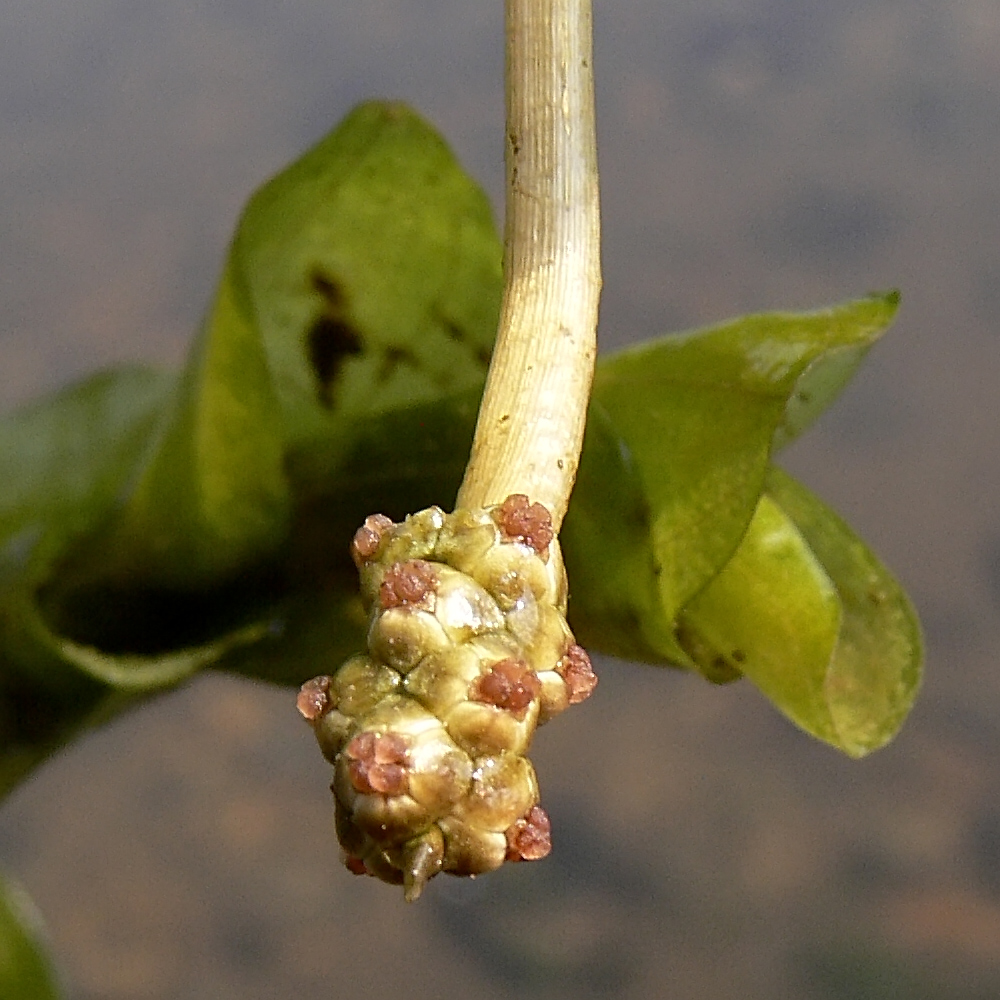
[377,346,419,384]
[311,271,347,309]
[443,319,466,343]
[705,655,743,684]
[307,270,363,408]
[731,648,746,664]
[476,346,492,367]
[308,316,363,408]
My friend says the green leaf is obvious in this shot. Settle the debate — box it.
[764,467,923,756]
[0,367,278,793]
[562,400,684,663]
[0,875,62,1000]
[674,470,921,756]
[676,492,845,738]
[97,269,292,586]
[0,367,172,552]
[772,290,898,449]
[235,99,500,455]
[563,293,899,664]
[89,101,501,589]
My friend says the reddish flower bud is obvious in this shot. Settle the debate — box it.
[505,805,552,862]
[493,494,554,554]
[379,559,437,609]
[351,514,394,566]
[470,659,542,720]
[557,644,598,704]
[296,675,334,721]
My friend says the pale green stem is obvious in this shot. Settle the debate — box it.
[456,0,601,531]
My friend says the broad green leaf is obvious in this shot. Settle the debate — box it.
[674,470,921,756]
[765,467,922,756]
[0,875,62,1000]
[772,290,898,450]
[675,493,845,745]
[86,101,502,589]
[563,401,685,663]
[234,100,500,456]
[563,293,899,665]
[97,269,292,586]
[0,367,171,551]
[0,368,279,794]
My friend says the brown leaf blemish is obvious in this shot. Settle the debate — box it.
[308,272,363,408]
[307,317,363,409]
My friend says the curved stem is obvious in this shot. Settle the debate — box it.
[456,0,601,531]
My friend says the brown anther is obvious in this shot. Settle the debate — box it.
[296,675,335,721]
[351,514,394,566]
[505,805,552,861]
[379,559,437,609]
[556,644,598,704]
[345,731,410,796]
[493,494,554,554]
[470,659,542,720]
[344,855,370,876]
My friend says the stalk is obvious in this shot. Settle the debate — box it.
[456,0,601,531]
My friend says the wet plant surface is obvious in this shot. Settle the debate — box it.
[2,0,1000,997]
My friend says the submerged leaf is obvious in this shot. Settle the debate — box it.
[564,293,899,664]
[0,367,172,551]
[765,467,922,756]
[80,100,502,590]
[676,493,844,743]
[674,470,921,756]
[0,876,62,1000]
[772,291,898,449]
[234,100,500,454]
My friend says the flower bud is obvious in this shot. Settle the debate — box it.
[299,496,598,898]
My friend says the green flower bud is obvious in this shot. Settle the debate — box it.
[432,566,505,642]
[376,506,445,566]
[437,816,508,876]
[456,752,539,833]
[469,540,562,612]
[404,645,484,717]
[331,655,401,717]
[368,605,450,674]
[434,507,497,571]
[445,658,541,755]
[505,599,573,674]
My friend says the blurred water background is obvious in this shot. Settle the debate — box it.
[2,1,1000,997]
